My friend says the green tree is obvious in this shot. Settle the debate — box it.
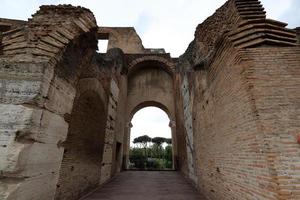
[152,137,166,159]
[165,138,172,145]
[129,148,146,169]
[130,136,173,170]
[164,145,173,169]
[152,137,166,146]
[133,135,151,156]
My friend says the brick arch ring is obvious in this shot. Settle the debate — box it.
[127,56,175,77]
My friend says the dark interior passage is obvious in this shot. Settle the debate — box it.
[55,90,106,200]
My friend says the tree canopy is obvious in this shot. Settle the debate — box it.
[130,135,173,170]
[152,137,167,146]
[133,135,152,145]
[133,135,172,146]
[165,138,172,144]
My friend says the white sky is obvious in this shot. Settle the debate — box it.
[0,0,299,57]
[130,107,171,147]
[1,0,299,143]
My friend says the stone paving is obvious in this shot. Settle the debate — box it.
[83,171,207,200]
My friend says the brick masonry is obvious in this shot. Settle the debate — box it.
[0,0,299,200]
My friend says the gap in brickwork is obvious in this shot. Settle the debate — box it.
[97,39,109,53]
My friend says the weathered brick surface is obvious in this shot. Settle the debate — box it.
[177,1,300,199]
[191,47,275,199]
[54,79,107,200]
[244,47,300,199]
[1,1,300,200]
[0,5,99,200]
[100,79,119,184]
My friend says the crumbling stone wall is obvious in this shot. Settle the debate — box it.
[55,88,106,200]
[100,79,119,184]
[98,27,145,54]
[295,27,300,44]
[180,73,197,183]
[1,0,300,200]
[98,27,166,54]
[177,0,300,199]
[188,45,300,200]
[0,5,103,200]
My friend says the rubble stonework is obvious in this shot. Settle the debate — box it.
[0,0,299,200]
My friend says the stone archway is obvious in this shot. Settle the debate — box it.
[126,58,175,119]
[123,58,177,169]
[126,102,178,170]
[55,79,107,200]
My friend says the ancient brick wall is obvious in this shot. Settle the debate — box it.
[1,1,300,200]
[98,27,145,54]
[125,57,178,169]
[111,73,128,174]
[191,46,270,199]
[295,27,300,44]
[127,67,174,118]
[55,86,107,200]
[177,0,300,199]
[243,47,300,199]
[179,72,198,183]
[182,0,240,67]
[190,46,300,200]
[173,73,189,175]
[100,79,119,184]
[0,5,107,200]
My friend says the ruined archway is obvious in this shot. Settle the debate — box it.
[128,103,177,170]
[123,58,178,169]
[126,58,175,119]
[55,79,107,200]
[2,2,300,200]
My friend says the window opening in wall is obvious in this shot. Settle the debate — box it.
[97,39,109,53]
[129,106,173,170]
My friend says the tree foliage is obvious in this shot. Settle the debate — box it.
[133,135,152,146]
[165,138,172,144]
[151,137,166,146]
[130,135,173,170]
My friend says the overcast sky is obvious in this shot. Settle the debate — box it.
[1,0,299,57]
[130,107,171,147]
[1,0,299,145]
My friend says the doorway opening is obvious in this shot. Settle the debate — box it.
[129,106,173,170]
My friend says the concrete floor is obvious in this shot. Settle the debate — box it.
[83,171,207,200]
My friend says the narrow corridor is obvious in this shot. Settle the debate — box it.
[82,171,207,200]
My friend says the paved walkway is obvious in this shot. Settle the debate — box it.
[83,171,207,200]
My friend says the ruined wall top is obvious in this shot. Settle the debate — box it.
[295,27,300,44]
[0,4,98,63]
[1,1,298,66]
[179,0,298,70]
[32,5,92,17]
[0,18,26,32]
[98,26,166,54]
[27,4,97,40]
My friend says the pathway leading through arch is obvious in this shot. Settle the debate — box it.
[82,171,207,200]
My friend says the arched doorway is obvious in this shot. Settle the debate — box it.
[55,89,107,200]
[124,58,177,170]
[129,106,173,170]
